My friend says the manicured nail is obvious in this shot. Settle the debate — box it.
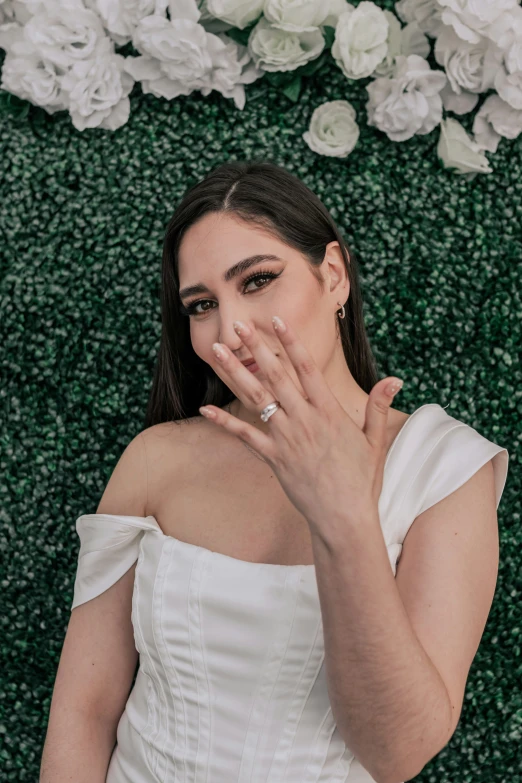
[212,343,226,360]
[386,379,404,396]
[233,320,249,336]
[272,315,286,332]
[200,406,216,418]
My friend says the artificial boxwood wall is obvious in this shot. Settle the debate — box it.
[0,32,520,783]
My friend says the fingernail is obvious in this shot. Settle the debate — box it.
[233,320,249,336]
[272,315,286,332]
[212,343,226,361]
[386,379,404,396]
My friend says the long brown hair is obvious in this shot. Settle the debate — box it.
[143,160,379,428]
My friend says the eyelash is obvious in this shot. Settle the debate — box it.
[179,269,282,317]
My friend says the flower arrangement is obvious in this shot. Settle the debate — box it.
[1,0,521,176]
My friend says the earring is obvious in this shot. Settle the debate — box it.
[337,301,346,319]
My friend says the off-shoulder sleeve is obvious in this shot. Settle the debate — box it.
[412,421,509,519]
[70,514,161,611]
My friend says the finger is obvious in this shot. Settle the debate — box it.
[199,404,275,461]
[364,377,404,452]
[271,315,339,414]
[211,341,284,419]
[232,319,308,417]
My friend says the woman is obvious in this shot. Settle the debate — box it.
[41,161,509,783]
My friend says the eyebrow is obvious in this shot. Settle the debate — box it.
[178,254,284,300]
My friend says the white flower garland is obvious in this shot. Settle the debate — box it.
[0,0,521,176]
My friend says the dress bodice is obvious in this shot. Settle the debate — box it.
[70,403,509,782]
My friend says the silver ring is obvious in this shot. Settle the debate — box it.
[260,401,281,423]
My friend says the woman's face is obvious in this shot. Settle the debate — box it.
[177,211,350,404]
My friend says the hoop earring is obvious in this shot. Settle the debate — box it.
[337,301,346,319]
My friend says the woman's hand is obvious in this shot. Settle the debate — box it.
[199,316,403,534]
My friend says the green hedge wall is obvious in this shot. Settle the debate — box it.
[0,34,520,783]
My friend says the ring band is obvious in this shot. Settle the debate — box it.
[260,401,281,422]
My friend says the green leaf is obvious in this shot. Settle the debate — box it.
[223,17,262,47]
[263,53,327,89]
[322,25,336,50]
[281,75,302,102]
[295,52,327,77]
[0,90,31,120]
[265,70,296,87]
[224,27,250,46]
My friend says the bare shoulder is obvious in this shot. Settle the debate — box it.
[141,412,213,451]
[95,414,215,519]
[139,414,221,514]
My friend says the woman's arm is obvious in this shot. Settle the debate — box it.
[39,705,118,783]
[40,431,148,780]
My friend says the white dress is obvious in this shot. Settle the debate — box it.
[70,403,509,783]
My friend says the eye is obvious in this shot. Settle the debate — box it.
[179,270,282,317]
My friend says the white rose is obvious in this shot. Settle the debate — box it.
[264,0,330,33]
[438,81,479,115]
[0,38,68,110]
[437,0,520,45]
[434,24,503,95]
[372,11,402,78]
[23,3,108,70]
[3,0,46,25]
[303,99,360,157]
[400,20,431,58]
[366,53,447,141]
[124,12,259,107]
[198,32,264,110]
[495,67,522,111]
[332,2,389,80]
[472,93,522,152]
[437,116,492,175]
[60,40,135,131]
[124,15,214,98]
[322,0,350,30]
[95,0,170,47]
[503,9,522,73]
[481,4,522,52]
[206,0,264,30]
[0,21,24,52]
[247,15,324,72]
[394,0,444,39]
[0,0,16,25]
[197,0,235,33]
[373,10,430,79]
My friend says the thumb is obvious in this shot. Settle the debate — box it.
[384,377,404,399]
[364,377,404,449]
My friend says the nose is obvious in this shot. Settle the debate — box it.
[217,316,249,356]
[216,319,280,364]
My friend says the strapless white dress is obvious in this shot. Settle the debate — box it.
[70,403,509,782]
